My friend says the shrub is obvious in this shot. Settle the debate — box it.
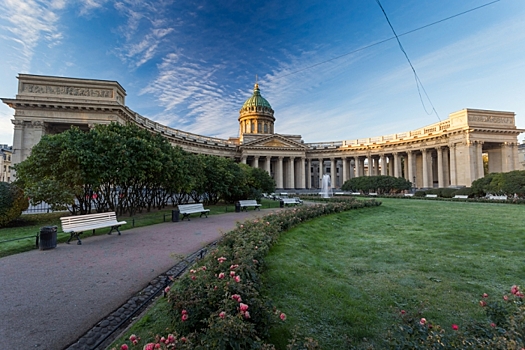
[414,190,426,197]
[0,182,29,227]
[114,199,381,349]
[453,187,473,197]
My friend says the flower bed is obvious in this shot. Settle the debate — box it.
[113,199,381,349]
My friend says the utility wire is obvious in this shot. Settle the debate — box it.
[374,0,440,120]
[278,0,500,87]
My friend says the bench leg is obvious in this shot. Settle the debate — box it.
[108,225,122,236]
[182,213,190,221]
[200,212,208,218]
[67,232,82,245]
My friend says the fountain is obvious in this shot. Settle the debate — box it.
[320,174,332,198]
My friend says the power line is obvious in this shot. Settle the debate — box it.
[374,0,439,120]
[278,0,501,85]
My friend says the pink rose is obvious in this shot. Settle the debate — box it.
[244,311,250,319]
[483,293,488,298]
[129,335,137,342]
[218,272,225,279]
[167,334,175,343]
[218,257,227,263]
[452,324,458,330]
[419,318,426,326]
[201,266,206,271]
[182,309,188,315]
[240,303,249,312]
[511,285,519,295]
[181,314,188,322]
[155,344,161,349]
[230,264,239,270]
[491,322,496,328]
[230,271,236,277]
[232,294,242,302]
[503,295,509,301]
[235,275,241,283]
[191,275,196,280]
[164,286,170,294]
[219,311,226,318]
[121,344,129,350]
[143,344,155,350]
[280,312,286,321]
[480,300,487,307]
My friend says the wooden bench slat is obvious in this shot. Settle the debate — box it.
[177,204,210,221]
[238,200,261,211]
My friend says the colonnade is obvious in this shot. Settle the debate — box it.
[241,140,520,190]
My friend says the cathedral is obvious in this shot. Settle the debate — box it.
[2,74,523,189]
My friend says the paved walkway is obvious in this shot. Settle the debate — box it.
[0,208,281,350]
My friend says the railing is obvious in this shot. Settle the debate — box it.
[125,108,237,148]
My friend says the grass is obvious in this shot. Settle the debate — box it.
[262,198,525,348]
[0,199,282,258]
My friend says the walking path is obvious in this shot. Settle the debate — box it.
[0,208,281,350]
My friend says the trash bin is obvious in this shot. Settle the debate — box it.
[280,200,284,208]
[172,210,180,222]
[235,202,241,213]
[38,226,57,250]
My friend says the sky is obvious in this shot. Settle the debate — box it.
[1,0,524,146]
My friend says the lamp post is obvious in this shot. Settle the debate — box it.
[413,176,416,192]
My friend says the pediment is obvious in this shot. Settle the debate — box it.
[241,134,307,149]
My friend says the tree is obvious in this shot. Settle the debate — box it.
[0,182,29,227]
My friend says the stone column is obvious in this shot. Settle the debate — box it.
[407,151,415,186]
[241,156,247,164]
[330,158,336,187]
[299,157,306,189]
[355,157,361,177]
[422,149,429,188]
[442,148,450,187]
[276,156,283,189]
[341,157,347,184]
[11,120,24,168]
[394,152,401,178]
[319,159,324,188]
[449,144,457,186]
[289,157,295,189]
[476,142,484,180]
[253,156,259,169]
[306,158,311,189]
[265,156,271,175]
[437,147,444,188]
[380,154,386,175]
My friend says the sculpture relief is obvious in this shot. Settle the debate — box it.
[22,84,113,98]
[469,115,512,124]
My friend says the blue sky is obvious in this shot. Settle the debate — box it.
[1,0,524,145]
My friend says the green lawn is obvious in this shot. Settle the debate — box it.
[262,198,525,349]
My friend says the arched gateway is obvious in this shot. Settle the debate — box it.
[2,74,523,189]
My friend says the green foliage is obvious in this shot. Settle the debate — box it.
[452,187,473,197]
[0,182,29,227]
[471,170,525,198]
[342,175,411,194]
[414,190,426,197]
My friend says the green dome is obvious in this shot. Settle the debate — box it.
[242,84,272,110]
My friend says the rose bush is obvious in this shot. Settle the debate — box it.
[113,198,380,349]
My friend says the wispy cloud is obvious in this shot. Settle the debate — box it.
[141,52,246,138]
[0,0,66,69]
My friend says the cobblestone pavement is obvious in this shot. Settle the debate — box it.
[0,208,281,350]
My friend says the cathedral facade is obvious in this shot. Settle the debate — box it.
[2,74,523,189]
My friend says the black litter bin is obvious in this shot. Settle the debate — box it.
[38,226,57,250]
[172,209,180,222]
[280,200,284,208]
[235,202,241,212]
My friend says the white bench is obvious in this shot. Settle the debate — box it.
[238,200,261,211]
[351,192,361,195]
[281,198,301,206]
[404,193,414,197]
[369,192,378,196]
[60,212,127,245]
[488,195,507,200]
[178,203,210,221]
[425,194,438,198]
[453,195,469,199]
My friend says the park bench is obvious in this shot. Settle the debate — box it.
[60,212,127,245]
[238,200,261,211]
[369,192,378,196]
[425,194,438,198]
[487,195,507,200]
[404,193,414,197]
[453,195,469,199]
[281,198,302,206]
[351,192,361,195]
[177,203,210,221]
